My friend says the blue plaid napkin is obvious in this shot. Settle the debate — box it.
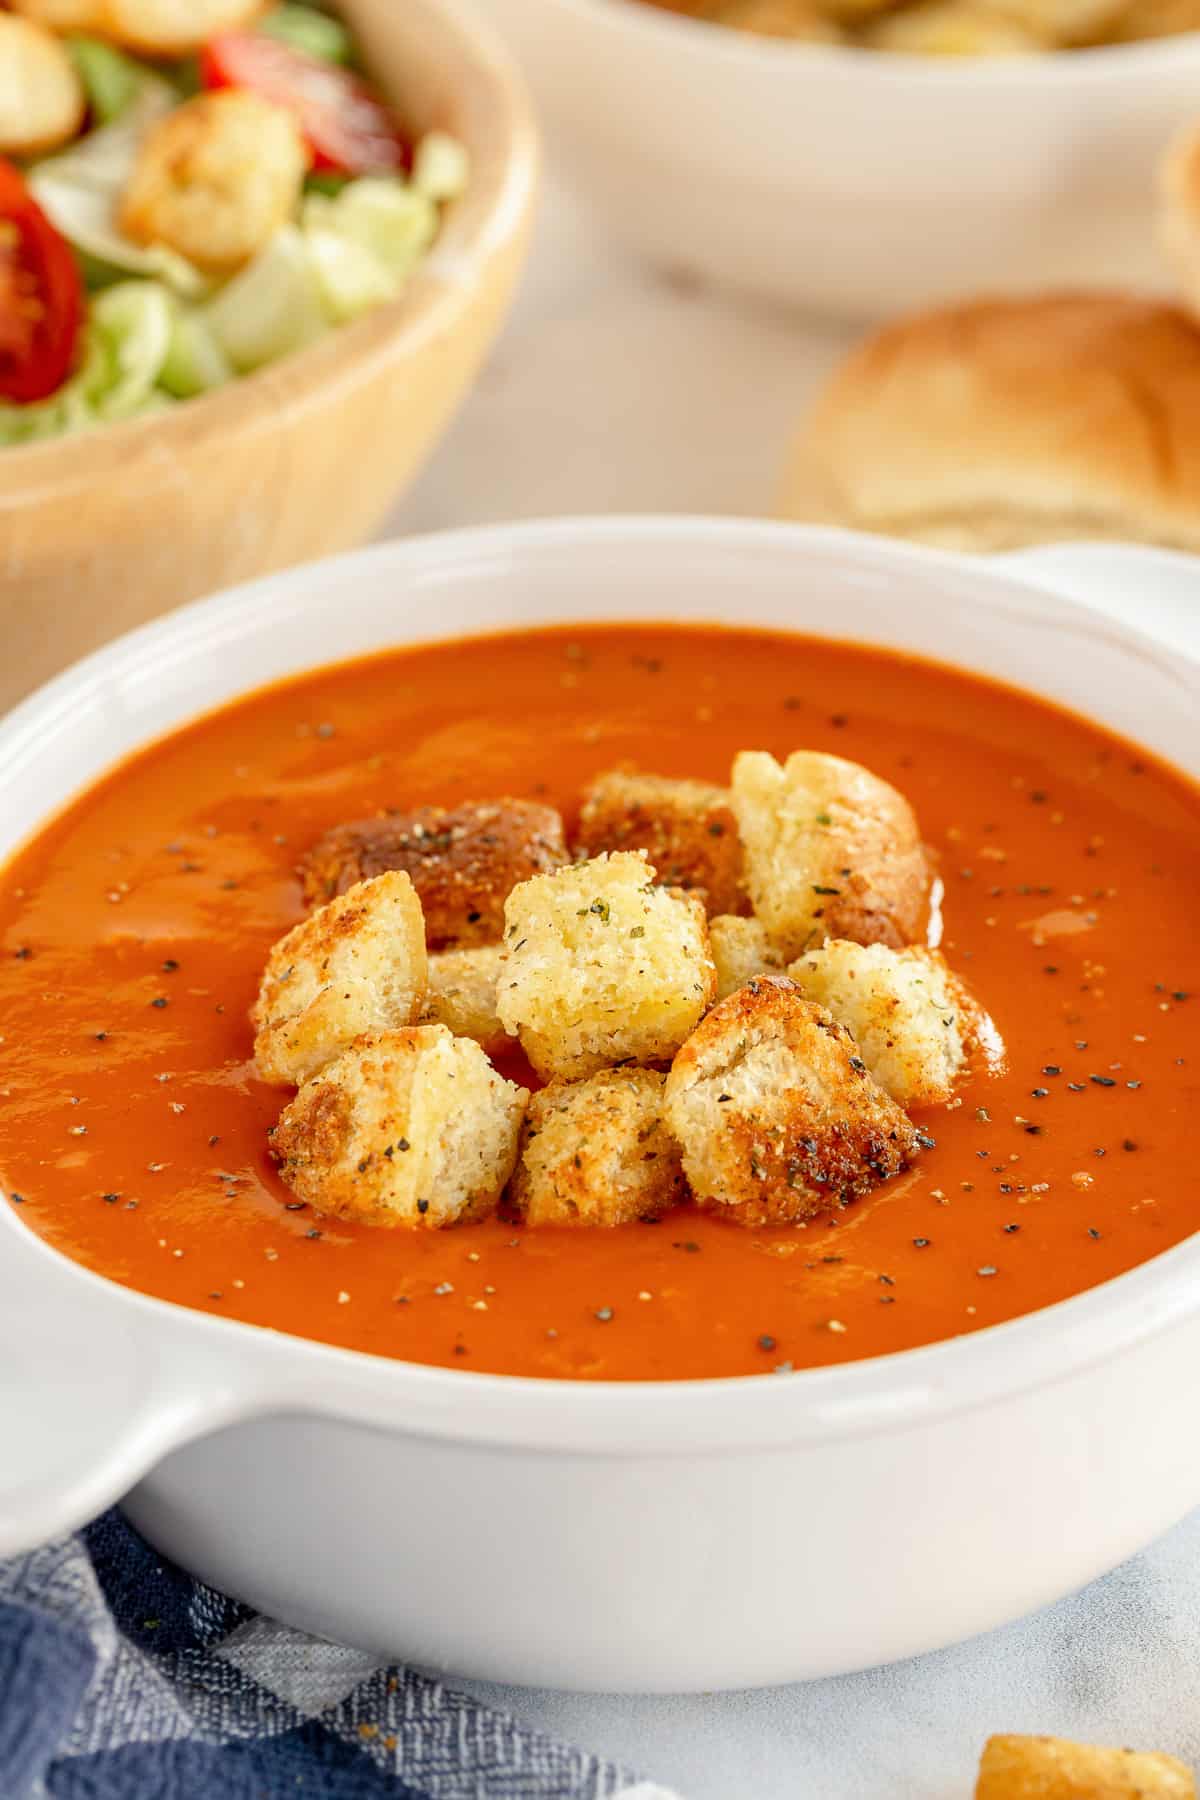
[0,1510,681,1799]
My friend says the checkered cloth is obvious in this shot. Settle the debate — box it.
[0,1511,681,1799]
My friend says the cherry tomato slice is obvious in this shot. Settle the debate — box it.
[0,159,83,406]
[201,33,408,175]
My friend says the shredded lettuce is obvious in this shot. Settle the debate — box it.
[204,226,328,372]
[258,4,355,64]
[412,132,470,204]
[5,131,468,447]
[66,37,147,128]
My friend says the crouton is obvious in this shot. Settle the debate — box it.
[253,871,427,1088]
[663,975,926,1227]
[269,1025,527,1229]
[708,914,785,1003]
[418,944,507,1053]
[119,91,309,274]
[0,15,85,159]
[300,799,568,950]
[975,1734,1195,1799]
[731,749,929,958]
[788,939,978,1107]
[575,769,748,917]
[497,851,717,1081]
[508,1068,685,1227]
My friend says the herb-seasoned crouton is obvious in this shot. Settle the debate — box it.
[975,1734,1195,1800]
[253,871,426,1087]
[300,799,568,949]
[269,1025,527,1228]
[418,944,507,1053]
[731,750,929,958]
[788,940,980,1107]
[575,769,748,916]
[497,852,717,1081]
[663,975,926,1226]
[508,1068,685,1227]
[708,914,785,1003]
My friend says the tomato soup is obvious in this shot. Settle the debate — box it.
[1,625,1197,1381]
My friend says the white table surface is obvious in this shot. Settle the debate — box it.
[383,174,1200,1800]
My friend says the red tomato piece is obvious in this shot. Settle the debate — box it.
[0,159,83,406]
[201,33,408,175]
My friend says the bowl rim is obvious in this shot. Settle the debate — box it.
[2,515,1199,1458]
[0,0,537,511]
[546,0,1200,82]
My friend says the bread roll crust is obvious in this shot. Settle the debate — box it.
[780,294,1200,553]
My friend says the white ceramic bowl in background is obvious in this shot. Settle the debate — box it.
[1,519,1199,1694]
[485,0,1200,316]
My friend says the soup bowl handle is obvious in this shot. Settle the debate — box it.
[994,543,1200,662]
[0,1211,268,1558]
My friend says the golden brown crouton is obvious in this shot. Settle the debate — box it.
[663,975,927,1227]
[508,1068,685,1227]
[253,871,427,1088]
[497,851,717,1081]
[788,939,981,1107]
[300,799,568,950]
[731,749,929,959]
[269,1025,527,1229]
[708,914,785,1003]
[418,944,508,1053]
[575,769,748,917]
[975,1734,1195,1799]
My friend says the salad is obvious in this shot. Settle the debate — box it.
[0,0,468,446]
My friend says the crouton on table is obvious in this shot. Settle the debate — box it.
[253,871,427,1088]
[509,1068,685,1226]
[708,914,785,1003]
[300,799,568,949]
[269,1025,527,1228]
[731,749,928,959]
[576,769,748,916]
[789,939,979,1107]
[497,851,717,1080]
[975,1733,1195,1799]
[663,975,927,1226]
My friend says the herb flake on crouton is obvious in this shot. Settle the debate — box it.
[300,799,568,949]
[269,1024,527,1228]
[731,749,929,959]
[253,871,427,1088]
[664,974,927,1226]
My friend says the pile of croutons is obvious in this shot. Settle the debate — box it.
[255,750,989,1231]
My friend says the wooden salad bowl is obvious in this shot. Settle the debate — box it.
[0,0,538,712]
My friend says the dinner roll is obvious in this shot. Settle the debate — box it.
[664,976,927,1227]
[253,870,427,1087]
[418,944,508,1054]
[708,914,784,1002]
[508,1068,686,1227]
[270,1025,527,1228]
[1160,124,1200,327]
[788,940,978,1107]
[575,768,748,917]
[780,295,1200,553]
[1108,0,1200,35]
[0,16,86,159]
[497,851,717,1081]
[731,749,928,959]
[301,799,568,950]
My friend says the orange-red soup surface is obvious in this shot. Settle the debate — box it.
[1,626,1197,1381]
